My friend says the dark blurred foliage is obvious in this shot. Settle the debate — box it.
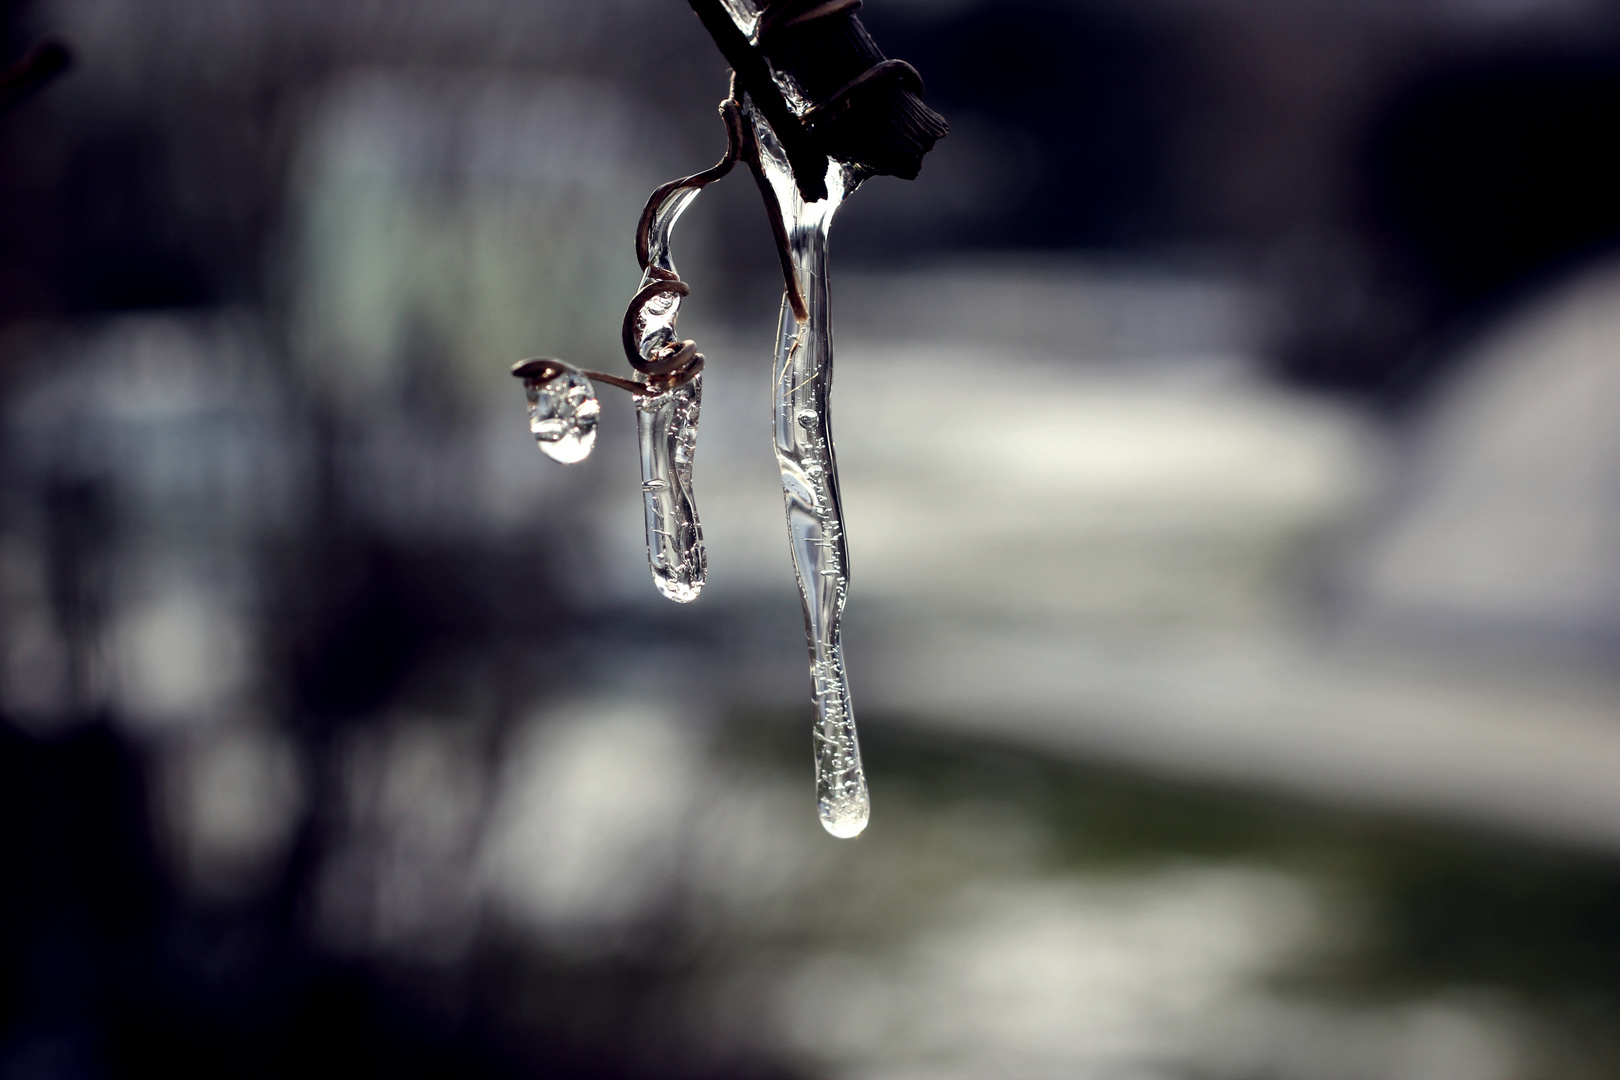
[2,0,1619,397]
[851,3,1620,403]
[0,704,527,1080]
[866,1,1185,247]
[1369,53,1620,320]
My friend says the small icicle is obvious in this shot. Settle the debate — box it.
[635,375,705,603]
[623,167,713,602]
[516,359,601,464]
[744,100,871,839]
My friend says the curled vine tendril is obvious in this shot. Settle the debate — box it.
[516,94,759,396]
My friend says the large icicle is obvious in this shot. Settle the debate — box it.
[745,101,870,839]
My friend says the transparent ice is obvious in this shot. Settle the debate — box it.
[626,168,709,602]
[745,100,870,839]
[525,363,599,464]
[635,377,705,603]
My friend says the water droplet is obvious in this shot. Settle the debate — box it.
[524,363,599,464]
[796,408,818,428]
[642,478,667,493]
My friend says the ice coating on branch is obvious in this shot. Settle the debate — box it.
[523,363,600,464]
[745,99,870,839]
[627,179,708,603]
[643,187,701,280]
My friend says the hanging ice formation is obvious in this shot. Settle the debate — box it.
[511,0,947,838]
[744,112,870,837]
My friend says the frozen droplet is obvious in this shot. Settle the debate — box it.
[523,363,599,464]
[821,792,870,839]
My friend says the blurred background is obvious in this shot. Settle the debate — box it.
[3,0,1620,1076]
